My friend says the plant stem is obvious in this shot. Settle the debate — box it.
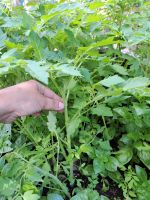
[54,130,60,177]
[64,90,74,183]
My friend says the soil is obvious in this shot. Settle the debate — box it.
[42,172,123,200]
[96,177,124,200]
[65,170,124,200]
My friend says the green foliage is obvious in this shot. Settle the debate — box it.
[0,0,150,199]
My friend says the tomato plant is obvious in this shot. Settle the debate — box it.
[0,0,150,199]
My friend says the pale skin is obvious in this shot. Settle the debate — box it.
[0,80,64,123]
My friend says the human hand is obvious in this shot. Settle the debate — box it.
[0,80,64,123]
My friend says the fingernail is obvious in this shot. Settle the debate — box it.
[59,102,64,110]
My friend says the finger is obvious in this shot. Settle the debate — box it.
[0,113,17,123]
[43,97,64,112]
[33,112,41,117]
[37,82,63,102]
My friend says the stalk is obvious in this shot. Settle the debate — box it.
[64,90,74,183]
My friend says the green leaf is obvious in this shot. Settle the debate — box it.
[47,111,57,132]
[93,158,105,174]
[100,75,125,87]
[100,196,109,200]
[89,2,105,10]
[105,157,119,172]
[2,17,22,28]
[55,64,82,77]
[26,166,43,182]
[123,77,150,91]
[25,60,49,84]
[41,12,59,24]
[0,29,7,49]
[47,193,64,200]
[133,103,149,116]
[0,124,12,154]
[71,189,100,200]
[22,11,35,29]
[29,31,47,60]
[91,104,113,117]
[111,64,128,75]
[135,165,147,182]
[67,118,81,137]
[136,181,150,200]
[138,150,150,170]
[23,190,40,200]
[1,49,17,59]
[78,144,93,155]
[105,95,131,104]
[79,37,122,52]
[86,15,102,23]
[116,148,133,165]
[80,68,91,82]
[0,177,19,197]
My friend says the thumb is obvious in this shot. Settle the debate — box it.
[43,97,64,112]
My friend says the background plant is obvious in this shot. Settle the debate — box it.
[0,0,150,199]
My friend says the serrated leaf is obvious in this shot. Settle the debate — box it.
[0,124,12,154]
[47,111,57,132]
[79,37,122,52]
[100,75,125,87]
[123,77,150,90]
[91,104,113,117]
[29,31,47,60]
[25,60,49,84]
[80,68,91,82]
[55,64,82,77]
[111,64,128,75]
[67,118,81,137]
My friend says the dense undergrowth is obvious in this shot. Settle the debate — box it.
[0,0,150,199]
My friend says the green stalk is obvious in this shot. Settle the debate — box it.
[64,90,74,183]
[54,130,60,177]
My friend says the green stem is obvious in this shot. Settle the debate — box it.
[54,130,60,177]
[64,90,74,183]
[50,75,63,96]
[64,90,70,149]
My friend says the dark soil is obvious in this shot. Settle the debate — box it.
[96,177,124,200]
[42,158,124,199]
[65,170,124,200]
